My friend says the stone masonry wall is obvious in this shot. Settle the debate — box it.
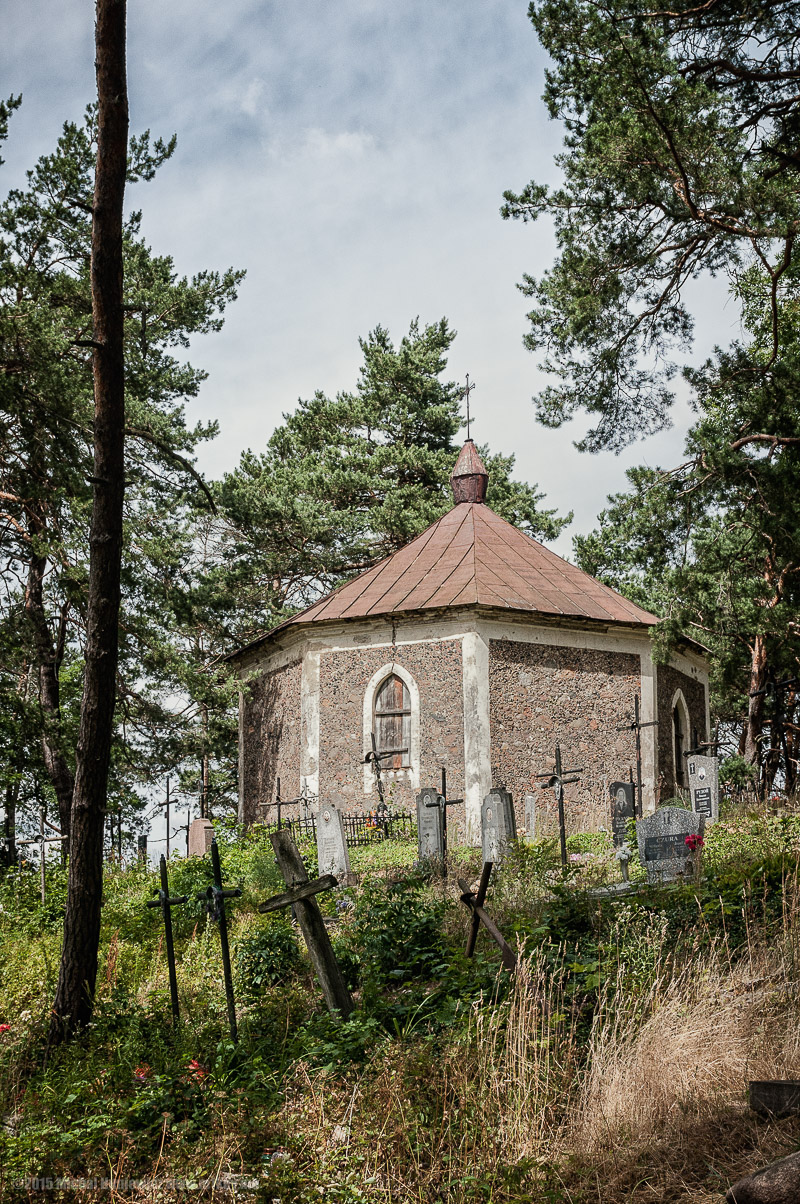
[488,639,640,833]
[318,639,464,811]
[657,662,708,800]
[240,658,302,825]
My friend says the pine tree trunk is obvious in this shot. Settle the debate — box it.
[24,552,75,841]
[49,0,128,1041]
[743,633,768,787]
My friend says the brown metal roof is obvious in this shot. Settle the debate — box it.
[265,501,659,636]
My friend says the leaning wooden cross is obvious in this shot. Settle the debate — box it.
[458,861,517,972]
[260,829,354,1019]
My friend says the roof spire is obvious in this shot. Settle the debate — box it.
[450,437,488,505]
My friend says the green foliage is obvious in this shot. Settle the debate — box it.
[503,0,800,451]
[353,874,447,986]
[235,921,301,998]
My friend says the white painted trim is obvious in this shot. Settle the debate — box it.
[462,628,491,845]
[362,663,421,794]
[639,650,658,813]
[300,649,320,798]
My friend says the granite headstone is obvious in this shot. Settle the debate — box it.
[188,817,214,857]
[688,754,719,824]
[636,806,703,883]
[416,788,444,861]
[481,788,517,864]
[609,781,636,847]
[317,805,351,878]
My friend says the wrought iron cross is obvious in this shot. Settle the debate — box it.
[364,731,398,807]
[616,693,659,818]
[461,374,476,439]
[146,854,188,1020]
[196,839,243,1041]
[536,742,584,867]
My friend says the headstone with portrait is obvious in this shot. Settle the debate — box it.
[609,781,636,847]
[687,754,719,824]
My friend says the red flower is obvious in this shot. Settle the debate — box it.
[685,834,704,851]
[186,1059,209,1082]
[0,1024,10,1036]
[133,1064,151,1082]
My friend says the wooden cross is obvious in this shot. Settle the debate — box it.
[260,829,353,1019]
[424,767,463,863]
[196,839,243,1042]
[458,862,517,971]
[146,854,188,1020]
[536,742,583,867]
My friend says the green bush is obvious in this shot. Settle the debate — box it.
[354,875,447,986]
[235,921,301,998]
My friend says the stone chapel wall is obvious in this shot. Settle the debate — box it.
[317,639,465,809]
[656,661,708,800]
[240,657,302,825]
[488,638,640,832]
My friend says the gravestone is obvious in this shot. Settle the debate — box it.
[687,754,719,824]
[317,804,351,878]
[481,788,517,864]
[523,792,537,838]
[636,806,703,883]
[609,781,636,847]
[416,788,444,860]
[188,817,214,857]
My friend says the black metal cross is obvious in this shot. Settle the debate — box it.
[458,862,517,971]
[616,693,659,818]
[261,829,353,1019]
[536,742,583,867]
[364,731,399,807]
[146,854,188,1021]
[196,839,243,1042]
[424,767,463,864]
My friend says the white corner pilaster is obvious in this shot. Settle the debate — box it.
[640,649,657,813]
[300,648,320,799]
[237,682,245,823]
[462,627,492,845]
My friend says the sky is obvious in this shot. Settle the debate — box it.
[3,0,743,564]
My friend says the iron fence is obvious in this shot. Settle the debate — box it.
[258,809,417,846]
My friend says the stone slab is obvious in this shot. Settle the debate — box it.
[416,788,444,861]
[481,788,517,864]
[636,805,703,883]
[726,1149,800,1203]
[317,805,351,878]
[523,792,537,838]
[188,818,214,858]
[687,753,719,824]
[609,781,635,847]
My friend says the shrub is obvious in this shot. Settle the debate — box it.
[235,921,301,998]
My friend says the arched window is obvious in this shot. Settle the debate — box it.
[373,674,411,769]
[672,692,690,788]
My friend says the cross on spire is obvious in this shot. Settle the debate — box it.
[461,374,476,439]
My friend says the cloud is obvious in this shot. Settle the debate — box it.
[240,78,266,119]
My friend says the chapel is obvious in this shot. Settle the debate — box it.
[232,441,710,842]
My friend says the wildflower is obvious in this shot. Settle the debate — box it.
[133,1064,151,1082]
[186,1059,209,1082]
[0,1024,10,1036]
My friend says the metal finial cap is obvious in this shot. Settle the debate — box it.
[450,440,488,504]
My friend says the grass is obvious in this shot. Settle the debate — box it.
[1,808,800,1201]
